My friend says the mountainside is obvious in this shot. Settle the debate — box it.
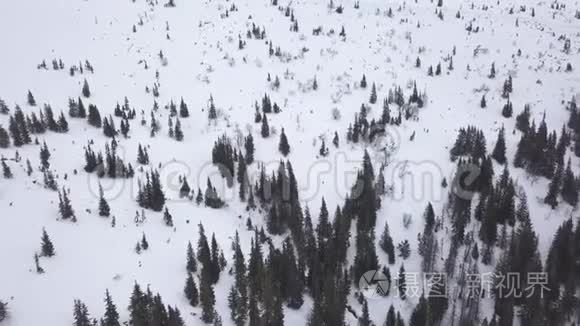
[0,0,579,325]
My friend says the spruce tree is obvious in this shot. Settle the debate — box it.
[261,113,269,138]
[27,90,36,106]
[102,290,121,326]
[72,300,91,326]
[184,273,199,306]
[561,159,578,206]
[186,241,198,273]
[380,221,395,264]
[0,126,10,148]
[200,267,216,323]
[369,83,377,104]
[40,228,55,257]
[98,184,111,217]
[174,118,183,141]
[544,163,563,209]
[82,79,91,98]
[163,207,173,226]
[2,160,12,178]
[278,128,290,156]
[40,142,51,170]
[491,126,507,164]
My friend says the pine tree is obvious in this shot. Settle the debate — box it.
[2,160,12,179]
[398,265,407,299]
[332,131,339,147]
[98,184,110,217]
[208,96,217,120]
[200,267,216,323]
[40,142,51,170]
[184,273,199,306]
[544,163,563,209]
[360,74,367,88]
[102,290,120,326]
[369,83,377,104]
[27,90,36,106]
[261,113,269,138]
[561,159,578,206]
[491,126,507,164]
[174,118,183,141]
[40,228,55,257]
[358,299,371,326]
[244,133,255,164]
[397,240,411,259]
[82,79,91,98]
[72,300,92,326]
[186,241,197,273]
[163,207,174,226]
[319,139,328,156]
[179,98,189,118]
[141,233,149,250]
[0,300,6,322]
[380,221,395,264]
[88,104,102,128]
[409,294,428,326]
[278,128,290,156]
[0,126,10,148]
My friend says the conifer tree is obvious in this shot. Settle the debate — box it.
[72,300,91,326]
[101,290,120,326]
[82,79,91,98]
[200,267,216,323]
[98,184,111,217]
[561,159,578,206]
[27,90,36,106]
[369,83,377,104]
[184,273,199,307]
[0,126,10,148]
[278,128,290,156]
[163,207,173,226]
[380,221,396,264]
[141,233,149,250]
[398,265,407,300]
[358,299,371,326]
[208,96,217,120]
[544,163,563,209]
[491,126,507,164]
[179,98,189,118]
[179,177,191,198]
[2,160,12,179]
[480,94,487,108]
[186,241,198,273]
[319,139,328,157]
[40,228,55,257]
[360,74,367,88]
[88,104,102,128]
[174,118,183,141]
[261,113,269,138]
[40,142,51,170]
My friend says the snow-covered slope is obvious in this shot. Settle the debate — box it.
[0,0,579,325]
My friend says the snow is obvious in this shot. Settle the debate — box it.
[1,0,579,325]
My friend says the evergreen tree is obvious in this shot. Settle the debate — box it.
[40,142,51,170]
[244,133,255,164]
[208,96,217,120]
[88,104,102,128]
[278,128,290,156]
[2,160,12,178]
[200,267,216,323]
[0,126,10,148]
[319,139,328,157]
[491,126,507,164]
[261,113,269,138]
[72,300,91,326]
[184,273,199,306]
[360,74,367,88]
[186,241,198,273]
[98,184,111,217]
[27,90,36,106]
[40,228,55,257]
[369,83,377,104]
[544,163,563,209]
[561,159,578,206]
[174,118,183,141]
[409,294,427,326]
[398,265,407,299]
[82,79,91,97]
[101,290,121,326]
[179,98,189,118]
[480,95,487,108]
[358,299,371,326]
[163,207,173,226]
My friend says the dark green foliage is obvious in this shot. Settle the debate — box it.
[137,169,166,211]
[82,79,91,98]
[102,290,120,326]
[184,273,199,307]
[369,83,377,104]
[88,104,102,128]
[0,126,10,148]
[2,160,12,178]
[58,187,76,221]
[72,300,91,326]
[261,113,269,138]
[491,126,507,164]
[98,184,110,217]
[278,128,290,156]
[40,228,55,257]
